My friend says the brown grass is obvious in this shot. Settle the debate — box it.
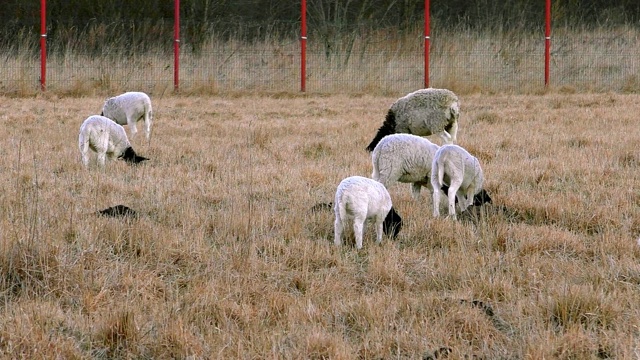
[1,92,640,358]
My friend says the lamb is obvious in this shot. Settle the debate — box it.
[371,133,441,200]
[366,88,460,151]
[79,115,149,168]
[334,176,402,249]
[100,91,153,140]
[431,144,490,220]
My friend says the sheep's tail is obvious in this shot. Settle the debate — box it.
[365,109,396,152]
[335,197,348,225]
[371,151,381,181]
[78,129,89,157]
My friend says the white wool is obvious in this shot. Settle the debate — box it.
[78,115,133,168]
[371,133,441,200]
[431,144,485,220]
[101,91,153,140]
[334,176,393,250]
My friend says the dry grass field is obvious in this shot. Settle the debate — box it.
[1,91,640,359]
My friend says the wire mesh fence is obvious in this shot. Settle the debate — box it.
[1,19,639,95]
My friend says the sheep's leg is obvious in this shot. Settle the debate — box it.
[459,187,475,212]
[353,216,365,250]
[431,174,442,217]
[432,187,441,217]
[428,183,448,213]
[81,151,90,168]
[334,217,343,246]
[411,183,422,200]
[455,192,467,213]
[97,151,107,167]
[375,218,384,245]
[440,131,453,145]
[144,112,152,141]
[447,182,462,220]
[449,122,458,144]
[128,117,139,138]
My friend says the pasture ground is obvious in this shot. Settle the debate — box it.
[1,92,639,358]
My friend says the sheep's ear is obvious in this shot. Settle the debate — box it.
[134,155,149,163]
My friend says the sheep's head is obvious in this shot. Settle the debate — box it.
[120,147,149,165]
[383,207,403,239]
[473,189,492,206]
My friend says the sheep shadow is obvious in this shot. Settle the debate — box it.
[96,204,139,218]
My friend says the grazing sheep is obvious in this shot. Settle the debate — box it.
[371,133,441,200]
[334,176,402,249]
[79,115,149,168]
[366,88,460,151]
[101,91,153,140]
[431,144,489,220]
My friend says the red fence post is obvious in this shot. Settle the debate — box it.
[174,0,180,91]
[300,0,307,92]
[545,0,551,87]
[424,0,430,88]
[40,0,47,91]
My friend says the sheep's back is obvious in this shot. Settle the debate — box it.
[374,134,438,176]
[391,89,459,135]
[102,92,151,124]
[335,176,392,218]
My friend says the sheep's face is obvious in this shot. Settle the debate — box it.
[120,147,149,165]
[383,207,403,239]
[473,189,492,206]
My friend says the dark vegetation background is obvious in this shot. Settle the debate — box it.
[2,0,640,54]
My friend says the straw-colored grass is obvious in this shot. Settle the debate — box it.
[1,91,639,358]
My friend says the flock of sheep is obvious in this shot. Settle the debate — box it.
[335,88,492,249]
[79,88,491,250]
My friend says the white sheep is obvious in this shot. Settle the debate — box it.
[79,115,149,168]
[101,91,153,140]
[334,176,402,249]
[366,88,460,151]
[431,144,490,220]
[371,133,441,200]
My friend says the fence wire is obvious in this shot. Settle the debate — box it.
[1,20,639,95]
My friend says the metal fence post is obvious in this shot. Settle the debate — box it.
[545,0,551,87]
[40,0,47,91]
[301,0,307,92]
[174,0,180,91]
[424,0,430,88]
